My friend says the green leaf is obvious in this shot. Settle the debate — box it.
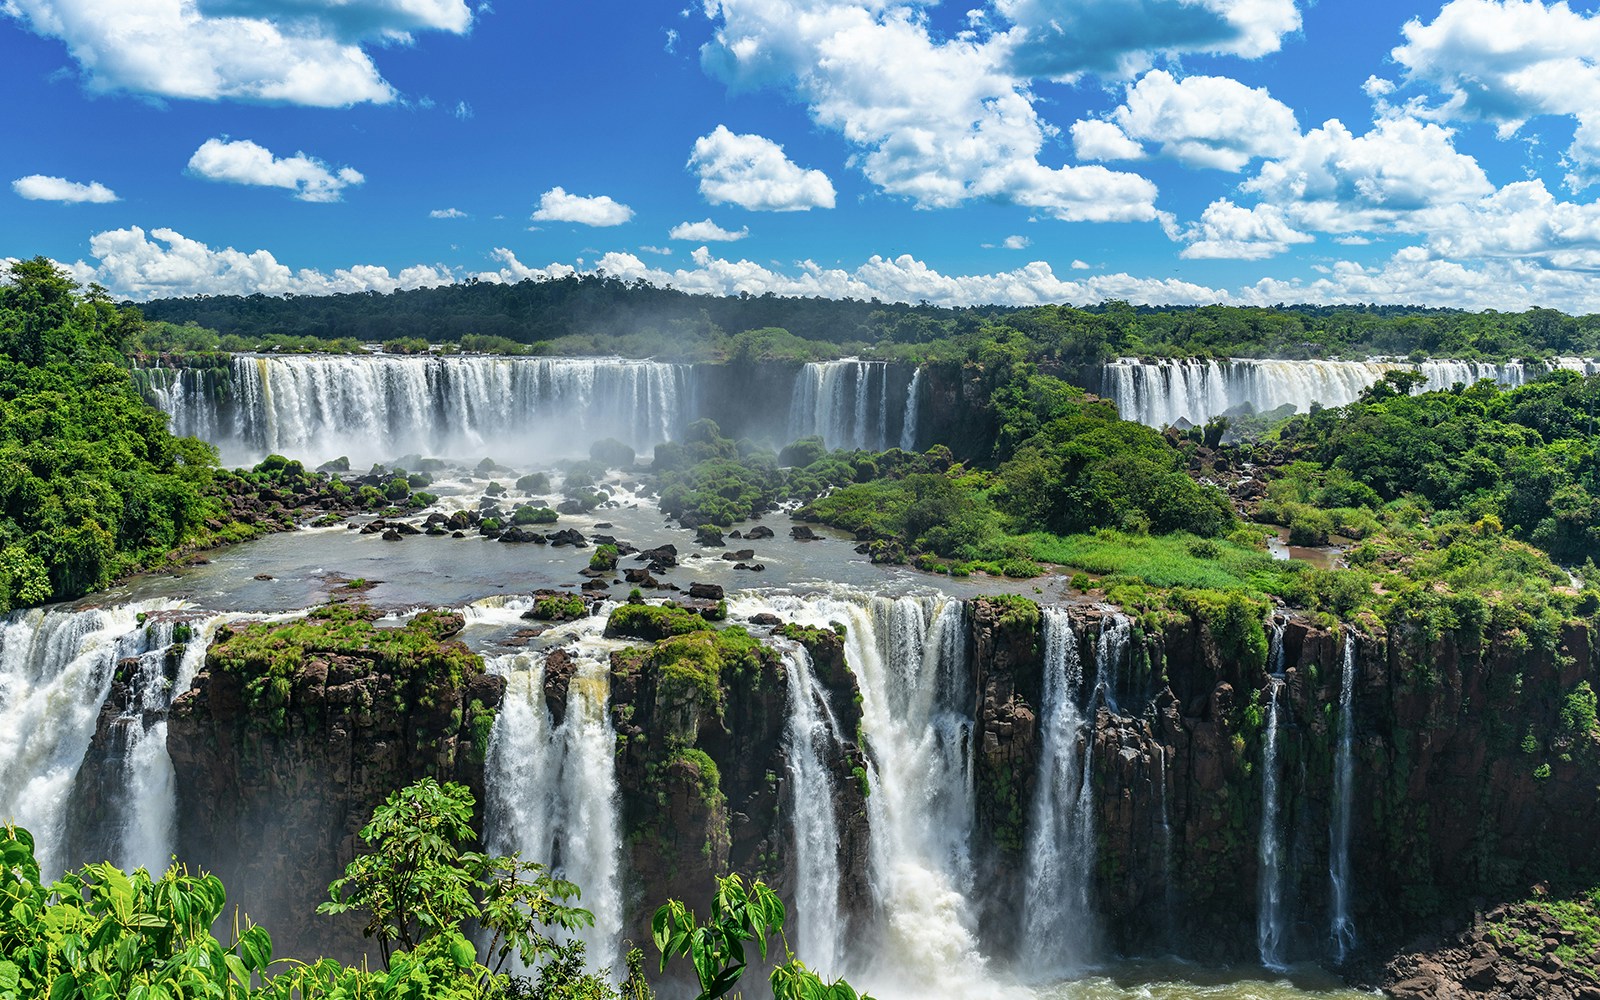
[448,935,475,969]
[237,925,271,973]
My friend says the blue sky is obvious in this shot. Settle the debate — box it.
[5,0,1600,311]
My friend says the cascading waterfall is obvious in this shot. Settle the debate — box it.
[788,360,893,451]
[1096,613,1132,713]
[1328,632,1358,961]
[899,368,923,452]
[135,366,224,445]
[731,591,999,999]
[483,622,624,973]
[112,613,247,875]
[1101,357,1598,428]
[142,355,696,467]
[1258,621,1289,970]
[779,641,848,974]
[0,602,227,877]
[1021,608,1097,975]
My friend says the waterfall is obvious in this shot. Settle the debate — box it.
[1021,608,1098,975]
[1157,744,1176,949]
[0,602,231,877]
[788,360,892,450]
[1100,357,1598,428]
[780,641,847,974]
[135,366,223,444]
[899,368,923,452]
[140,355,696,467]
[1329,632,1358,961]
[1258,622,1289,969]
[1095,613,1132,713]
[483,623,623,973]
[731,591,1001,999]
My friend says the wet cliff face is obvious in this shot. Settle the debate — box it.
[607,616,870,943]
[967,599,1600,965]
[165,606,503,960]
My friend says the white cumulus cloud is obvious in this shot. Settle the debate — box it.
[1102,70,1300,171]
[530,187,634,227]
[994,0,1302,80]
[78,226,455,298]
[1393,0,1600,190]
[187,138,364,202]
[2,0,471,106]
[669,218,751,241]
[480,245,1227,307]
[700,0,1161,222]
[12,174,119,203]
[430,207,468,219]
[1179,199,1313,259]
[1071,119,1146,161]
[1242,115,1493,234]
[688,127,835,212]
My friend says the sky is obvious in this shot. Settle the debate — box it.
[5,0,1600,311]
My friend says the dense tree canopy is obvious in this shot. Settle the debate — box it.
[0,258,233,610]
[136,275,1600,363]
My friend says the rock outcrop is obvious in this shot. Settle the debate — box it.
[166,605,503,961]
[962,596,1600,980]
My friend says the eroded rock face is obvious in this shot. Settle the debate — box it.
[607,618,871,948]
[963,598,1600,975]
[166,606,504,962]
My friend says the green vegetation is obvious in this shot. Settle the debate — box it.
[207,604,479,730]
[1277,370,1600,563]
[652,873,872,1000]
[139,272,1600,364]
[605,603,713,641]
[590,438,636,469]
[1487,890,1600,978]
[4,778,863,999]
[529,593,588,622]
[514,505,559,525]
[0,259,265,611]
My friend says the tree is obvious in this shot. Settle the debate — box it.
[0,823,272,1000]
[652,874,870,1000]
[319,779,593,977]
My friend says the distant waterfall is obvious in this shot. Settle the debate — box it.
[1021,608,1098,975]
[789,360,894,450]
[1101,356,1596,428]
[780,642,848,974]
[899,368,923,452]
[484,628,624,973]
[1258,622,1289,969]
[143,355,696,467]
[1329,633,1358,961]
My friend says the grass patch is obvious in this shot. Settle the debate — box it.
[1023,529,1291,593]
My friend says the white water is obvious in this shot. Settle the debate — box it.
[483,618,624,973]
[1257,655,1288,970]
[1102,357,1592,428]
[0,602,235,877]
[779,641,848,974]
[789,360,894,451]
[1021,608,1098,976]
[1328,634,1358,961]
[900,368,923,452]
[1095,613,1133,713]
[731,591,1013,1000]
[147,355,694,467]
